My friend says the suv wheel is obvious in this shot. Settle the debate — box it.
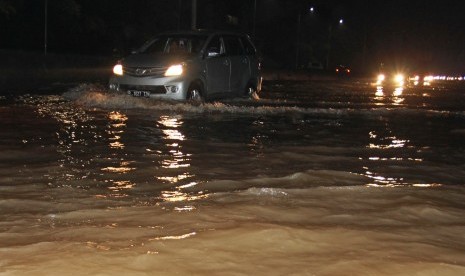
[187,83,204,103]
[246,85,259,100]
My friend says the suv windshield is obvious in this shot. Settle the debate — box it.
[141,35,207,55]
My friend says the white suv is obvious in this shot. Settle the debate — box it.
[109,30,262,102]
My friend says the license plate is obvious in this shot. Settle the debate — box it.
[128,90,150,97]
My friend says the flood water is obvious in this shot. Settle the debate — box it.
[1,79,465,275]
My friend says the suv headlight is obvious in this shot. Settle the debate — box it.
[165,64,183,76]
[113,64,123,76]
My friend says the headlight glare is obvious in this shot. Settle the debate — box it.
[113,64,123,76]
[377,74,385,83]
[165,64,183,76]
[394,74,404,85]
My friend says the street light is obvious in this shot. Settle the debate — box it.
[295,5,315,69]
[326,18,345,70]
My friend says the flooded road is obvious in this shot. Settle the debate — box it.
[1,79,465,275]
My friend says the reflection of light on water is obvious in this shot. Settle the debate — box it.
[160,189,207,202]
[174,206,196,212]
[108,180,135,191]
[248,119,268,157]
[157,173,193,183]
[368,138,408,149]
[366,182,442,188]
[109,141,125,149]
[150,232,197,241]
[162,158,190,168]
[363,170,403,187]
[177,182,198,189]
[158,116,183,128]
[363,127,426,186]
[412,183,442,188]
[392,87,404,105]
[104,180,136,198]
[158,116,185,141]
[368,141,406,149]
[108,111,127,126]
[367,156,422,162]
[368,131,409,149]
[107,111,127,149]
[373,85,405,105]
[155,115,198,202]
[157,116,191,169]
[32,96,96,171]
[101,161,135,173]
[374,86,384,104]
[162,129,185,141]
[393,87,403,96]
[161,190,188,202]
[158,182,205,203]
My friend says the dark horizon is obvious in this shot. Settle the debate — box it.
[1,0,465,74]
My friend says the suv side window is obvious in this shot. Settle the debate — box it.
[206,36,224,57]
[223,36,244,56]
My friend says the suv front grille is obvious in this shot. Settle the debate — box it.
[124,66,166,77]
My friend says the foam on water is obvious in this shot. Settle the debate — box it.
[59,83,465,118]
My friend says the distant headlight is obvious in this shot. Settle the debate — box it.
[113,64,123,76]
[377,74,385,84]
[394,74,404,82]
[165,64,183,76]
[394,74,404,85]
[423,75,433,82]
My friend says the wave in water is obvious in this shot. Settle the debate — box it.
[61,83,465,118]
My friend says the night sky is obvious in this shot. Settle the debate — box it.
[1,0,465,74]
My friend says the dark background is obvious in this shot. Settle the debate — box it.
[1,0,465,75]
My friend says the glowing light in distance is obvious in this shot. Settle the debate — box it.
[376,74,385,85]
[394,74,404,83]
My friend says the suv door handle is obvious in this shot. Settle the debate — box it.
[223,59,230,66]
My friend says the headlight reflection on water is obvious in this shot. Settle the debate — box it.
[157,173,193,183]
[363,169,441,188]
[368,130,409,149]
[361,128,425,187]
[160,189,206,202]
[159,181,208,204]
[106,111,128,149]
[101,111,134,174]
[155,115,202,204]
[158,116,191,169]
[373,85,405,106]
